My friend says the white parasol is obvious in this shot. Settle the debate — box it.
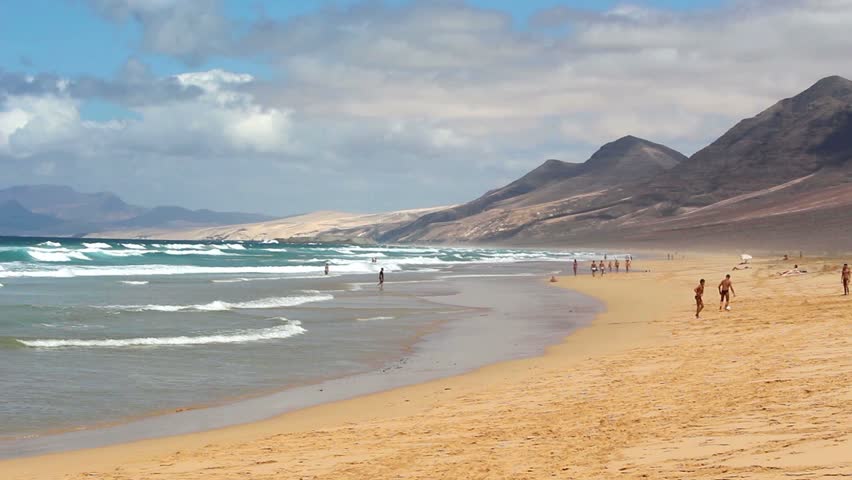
[740,254,753,263]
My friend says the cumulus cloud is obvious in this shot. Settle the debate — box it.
[4,0,852,214]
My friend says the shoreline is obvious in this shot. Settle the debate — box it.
[0,267,599,460]
[4,254,849,478]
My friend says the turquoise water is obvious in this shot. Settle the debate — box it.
[0,237,596,440]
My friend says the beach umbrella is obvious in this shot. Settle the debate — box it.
[740,254,753,263]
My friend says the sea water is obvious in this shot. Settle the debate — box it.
[0,237,605,446]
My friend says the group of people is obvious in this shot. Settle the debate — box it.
[570,257,632,277]
[693,274,735,318]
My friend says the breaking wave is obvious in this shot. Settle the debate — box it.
[104,293,333,312]
[16,319,305,348]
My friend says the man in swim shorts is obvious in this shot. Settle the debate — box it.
[694,279,705,318]
[718,274,735,310]
[591,260,597,277]
[842,264,850,295]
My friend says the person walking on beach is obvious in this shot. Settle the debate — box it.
[719,274,735,311]
[599,260,606,277]
[378,267,385,288]
[573,259,578,276]
[694,279,705,318]
[615,259,620,273]
[842,264,850,295]
[324,262,330,275]
[608,261,613,273]
[591,260,598,277]
[625,257,631,273]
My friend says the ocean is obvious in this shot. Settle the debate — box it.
[0,237,606,456]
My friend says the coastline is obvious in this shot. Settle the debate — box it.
[0,266,600,459]
[3,254,850,478]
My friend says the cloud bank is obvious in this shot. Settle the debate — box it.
[2,0,852,214]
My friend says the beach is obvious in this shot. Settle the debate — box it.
[3,254,850,479]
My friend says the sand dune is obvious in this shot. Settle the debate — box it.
[3,255,850,478]
[93,206,449,242]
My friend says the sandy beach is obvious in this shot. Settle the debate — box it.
[3,254,850,479]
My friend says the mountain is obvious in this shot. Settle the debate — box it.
[0,200,63,234]
[0,185,275,237]
[380,75,852,248]
[382,135,686,243]
[0,185,143,222]
[642,75,852,208]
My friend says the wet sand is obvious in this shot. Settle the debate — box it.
[3,255,850,479]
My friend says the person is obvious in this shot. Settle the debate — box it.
[599,260,606,277]
[694,279,705,319]
[625,257,631,273]
[549,275,558,283]
[324,262,329,275]
[608,261,613,273]
[718,274,735,311]
[591,260,598,277]
[572,259,578,276]
[378,267,385,288]
[615,259,620,273]
[842,264,850,296]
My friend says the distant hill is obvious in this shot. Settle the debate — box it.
[382,135,686,243]
[64,75,852,251]
[378,75,852,249]
[0,200,63,233]
[0,185,274,237]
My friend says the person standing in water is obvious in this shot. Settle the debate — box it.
[842,264,850,295]
[694,279,705,318]
[573,259,578,276]
[324,262,329,275]
[718,274,735,310]
[378,267,385,288]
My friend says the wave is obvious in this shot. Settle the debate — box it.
[37,241,62,248]
[223,244,246,250]
[0,264,386,279]
[16,319,305,348]
[121,243,147,250]
[164,249,232,256]
[82,242,112,249]
[28,249,91,262]
[105,293,333,312]
[155,243,209,250]
[356,316,394,322]
[119,280,149,285]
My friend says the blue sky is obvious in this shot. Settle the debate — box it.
[0,0,847,214]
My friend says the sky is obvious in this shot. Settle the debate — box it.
[1,0,851,216]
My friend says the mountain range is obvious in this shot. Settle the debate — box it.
[75,75,852,250]
[0,185,274,237]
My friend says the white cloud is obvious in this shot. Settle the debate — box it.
[5,0,852,214]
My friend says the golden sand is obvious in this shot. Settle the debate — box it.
[3,255,850,479]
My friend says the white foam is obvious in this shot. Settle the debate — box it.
[121,243,147,250]
[18,319,305,348]
[106,293,333,312]
[101,250,149,257]
[28,249,91,262]
[356,316,394,322]
[0,263,388,279]
[160,243,208,250]
[119,280,149,285]
[222,243,246,250]
[82,242,112,249]
[164,249,232,256]
[37,241,62,248]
